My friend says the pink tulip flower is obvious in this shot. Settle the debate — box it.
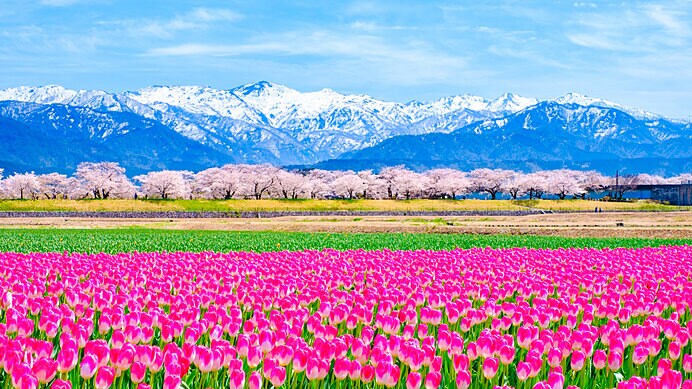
[80,354,99,380]
[248,371,262,389]
[131,361,147,384]
[50,380,72,389]
[32,357,57,384]
[406,372,422,389]
[483,357,499,380]
[95,366,115,389]
[229,369,245,389]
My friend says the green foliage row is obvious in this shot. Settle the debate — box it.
[0,229,688,253]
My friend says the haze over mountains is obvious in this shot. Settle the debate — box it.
[0,81,689,175]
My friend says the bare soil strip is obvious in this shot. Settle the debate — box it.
[1,212,690,239]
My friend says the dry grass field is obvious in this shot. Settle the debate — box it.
[2,211,689,239]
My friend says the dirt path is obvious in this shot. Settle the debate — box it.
[1,212,690,239]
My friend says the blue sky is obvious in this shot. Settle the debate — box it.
[1,0,691,117]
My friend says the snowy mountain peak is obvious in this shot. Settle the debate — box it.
[554,92,662,121]
[555,92,611,107]
[428,94,490,114]
[125,85,255,119]
[0,85,78,105]
[426,92,537,116]
[318,87,340,95]
[488,93,538,113]
[231,81,298,98]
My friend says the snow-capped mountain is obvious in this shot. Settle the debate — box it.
[334,101,691,175]
[0,100,236,175]
[554,93,665,121]
[0,85,79,105]
[0,81,688,174]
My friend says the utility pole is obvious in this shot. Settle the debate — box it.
[615,170,619,199]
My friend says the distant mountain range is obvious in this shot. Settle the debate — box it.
[0,82,689,175]
[326,101,692,175]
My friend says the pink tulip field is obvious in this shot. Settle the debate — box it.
[1,245,692,389]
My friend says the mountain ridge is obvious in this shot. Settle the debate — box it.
[0,82,688,175]
[332,101,691,175]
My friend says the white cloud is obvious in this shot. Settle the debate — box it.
[349,21,419,31]
[642,4,689,37]
[487,45,572,69]
[566,2,690,51]
[145,30,474,86]
[566,33,627,51]
[573,2,597,8]
[147,31,451,61]
[2,24,104,55]
[189,8,241,23]
[99,7,242,39]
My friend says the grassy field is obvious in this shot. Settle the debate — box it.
[0,198,686,212]
[0,229,687,253]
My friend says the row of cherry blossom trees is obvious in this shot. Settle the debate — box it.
[0,162,689,200]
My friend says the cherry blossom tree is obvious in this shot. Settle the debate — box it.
[665,174,692,184]
[134,170,190,199]
[2,173,41,200]
[578,171,609,198]
[500,171,529,200]
[75,162,133,199]
[425,169,471,199]
[516,172,549,200]
[272,170,307,199]
[331,171,366,199]
[3,162,688,203]
[545,169,586,199]
[635,174,666,185]
[358,170,385,199]
[194,166,244,199]
[393,169,427,200]
[379,166,427,199]
[304,169,333,199]
[236,164,281,199]
[186,174,208,199]
[379,166,403,199]
[38,173,74,199]
[470,168,514,200]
